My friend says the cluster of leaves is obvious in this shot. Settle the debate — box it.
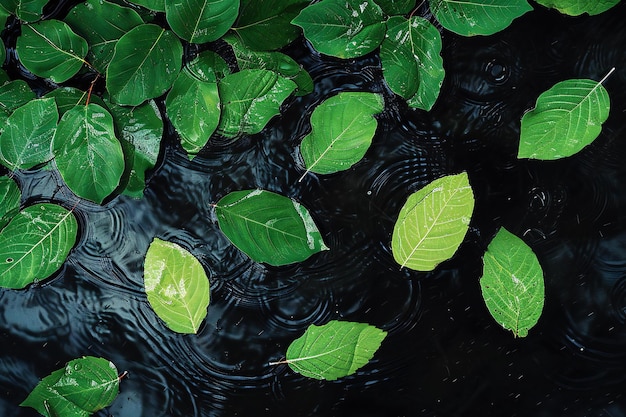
[0,0,619,415]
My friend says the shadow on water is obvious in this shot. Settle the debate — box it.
[1,3,626,417]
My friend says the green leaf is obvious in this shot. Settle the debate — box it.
[64,0,144,73]
[165,0,239,43]
[535,0,620,16]
[21,356,120,417]
[0,176,20,229]
[0,98,58,170]
[299,92,383,179]
[215,189,329,266]
[217,69,296,138]
[518,76,611,160]
[43,86,107,116]
[391,172,475,271]
[16,20,88,83]
[0,38,5,67]
[53,104,124,204]
[274,320,387,381]
[186,50,230,83]
[375,0,416,15]
[481,227,544,337]
[292,0,386,58]
[0,69,9,86]
[143,238,210,334]
[380,16,444,111]
[232,0,309,51]
[106,24,182,106]
[165,69,220,157]
[2,0,48,22]
[0,203,77,289]
[128,0,165,11]
[0,80,36,134]
[430,0,532,36]
[0,5,10,28]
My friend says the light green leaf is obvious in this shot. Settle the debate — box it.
[430,0,532,36]
[53,104,124,204]
[64,0,144,73]
[0,98,58,170]
[375,0,416,15]
[21,356,120,417]
[535,0,620,15]
[380,16,444,111]
[217,69,296,138]
[481,227,544,337]
[43,86,107,116]
[273,320,387,380]
[2,0,48,22]
[106,24,182,106]
[518,76,611,160]
[143,238,210,334]
[186,50,230,83]
[215,189,329,266]
[392,172,475,271]
[292,0,386,58]
[232,0,309,51]
[0,176,20,229]
[128,0,165,11]
[0,203,77,289]
[165,69,220,157]
[16,20,88,83]
[299,92,383,179]
[165,0,239,43]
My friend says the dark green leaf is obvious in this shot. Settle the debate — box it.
[2,0,48,22]
[165,0,239,43]
[128,0,165,11]
[0,5,10,28]
[0,80,36,132]
[0,176,20,229]
[0,38,5,67]
[186,50,230,83]
[535,0,620,16]
[375,0,415,15]
[43,87,106,116]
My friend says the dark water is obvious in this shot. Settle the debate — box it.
[2,3,626,417]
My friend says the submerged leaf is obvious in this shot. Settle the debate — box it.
[392,172,475,271]
[165,0,239,43]
[144,238,210,334]
[481,228,544,337]
[535,0,620,16]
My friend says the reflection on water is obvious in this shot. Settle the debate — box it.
[1,4,626,417]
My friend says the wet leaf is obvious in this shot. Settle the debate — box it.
[128,0,165,11]
[292,0,386,58]
[16,20,88,83]
[215,189,329,266]
[481,227,544,337]
[0,203,77,289]
[276,320,387,380]
[0,80,35,120]
[430,0,532,36]
[535,0,620,16]
[106,24,182,106]
[2,0,47,22]
[518,76,611,160]
[165,0,239,44]
[299,92,383,179]
[21,356,120,417]
[43,87,106,116]
[375,0,416,15]
[186,50,230,83]
[392,172,475,271]
[0,176,20,229]
[143,238,210,334]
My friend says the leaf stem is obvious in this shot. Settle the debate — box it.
[599,67,616,85]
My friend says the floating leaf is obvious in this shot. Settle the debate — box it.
[0,176,20,229]
[217,69,296,138]
[215,189,328,266]
[380,16,444,111]
[165,68,220,156]
[129,0,165,11]
[481,227,544,337]
[53,104,124,204]
[292,0,386,59]
[186,50,230,83]
[273,321,387,381]
[2,0,47,22]
[0,203,77,289]
[165,0,239,43]
[65,0,144,73]
[21,356,120,417]
[299,92,383,179]
[16,20,88,83]
[232,0,309,51]
[107,24,182,106]
[430,0,532,36]
[143,238,210,334]
[392,172,475,271]
[0,98,58,170]
[518,76,611,160]
[375,0,416,15]
[535,0,620,15]
[43,86,107,116]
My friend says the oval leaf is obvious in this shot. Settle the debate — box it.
[129,0,165,11]
[217,69,296,138]
[144,238,210,334]
[0,203,78,289]
[376,0,416,15]
[299,92,383,179]
[518,77,611,160]
[215,189,329,266]
[0,176,20,229]
[431,0,532,36]
[292,0,386,58]
[481,228,544,337]
[186,50,230,83]
[392,172,475,271]
[16,20,88,83]
[53,104,124,204]
[276,321,387,381]
[106,24,182,106]
[535,0,620,16]
[165,0,239,43]
[4,0,47,22]
[21,356,120,417]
